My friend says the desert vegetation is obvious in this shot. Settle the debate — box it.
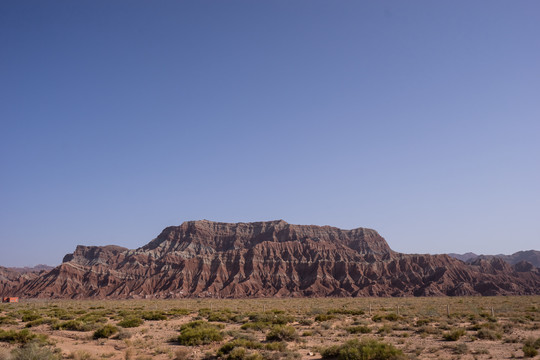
[0,296,538,359]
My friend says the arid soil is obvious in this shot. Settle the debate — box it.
[0,296,539,360]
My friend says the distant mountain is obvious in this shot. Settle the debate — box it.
[2,221,540,299]
[448,250,540,268]
[447,252,479,262]
[7,264,54,273]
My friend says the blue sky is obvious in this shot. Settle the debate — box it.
[1,1,539,267]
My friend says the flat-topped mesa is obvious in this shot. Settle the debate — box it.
[142,219,393,256]
[5,220,540,299]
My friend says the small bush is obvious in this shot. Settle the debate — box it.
[476,328,501,340]
[453,343,468,355]
[327,309,365,316]
[177,321,223,346]
[523,337,540,358]
[25,318,55,328]
[174,348,191,360]
[524,337,540,349]
[415,318,431,327]
[0,329,43,344]
[169,308,190,317]
[217,339,263,357]
[377,324,393,335]
[118,317,144,328]
[53,320,94,332]
[228,347,247,360]
[141,311,167,321]
[0,316,18,325]
[240,321,270,331]
[264,342,287,352]
[266,325,296,342]
[207,311,233,323]
[443,328,466,341]
[346,325,371,334]
[372,314,399,322]
[93,325,118,339]
[320,339,404,360]
[21,313,41,323]
[523,345,538,358]
[415,325,441,335]
[11,341,60,360]
[47,308,75,320]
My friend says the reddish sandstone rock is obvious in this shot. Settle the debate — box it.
[2,220,540,299]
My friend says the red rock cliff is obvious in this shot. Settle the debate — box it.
[3,220,540,299]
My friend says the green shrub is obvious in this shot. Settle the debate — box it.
[266,325,296,342]
[298,318,313,326]
[24,318,45,328]
[177,321,223,346]
[207,311,233,323]
[72,313,107,330]
[168,308,190,317]
[442,328,466,341]
[118,317,144,328]
[198,308,212,317]
[21,313,41,322]
[240,321,270,331]
[93,324,118,339]
[524,337,540,349]
[264,342,287,352]
[523,337,540,357]
[0,329,43,344]
[10,341,60,360]
[228,347,247,360]
[415,318,431,327]
[0,316,18,325]
[371,314,399,322]
[53,320,93,332]
[377,324,394,335]
[453,343,468,355]
[320,339,404,360]
[327,309,365,316]
[523,345,538,358]
[415,325,441,335]
[346,325,371,334]
[217,339,264,356]
[141,311,167,321]
[47,308,75,320]
[476,328,501,340]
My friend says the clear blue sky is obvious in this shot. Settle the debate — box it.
[1,1,539,267]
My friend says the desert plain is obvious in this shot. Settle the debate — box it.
[0,296,539,360]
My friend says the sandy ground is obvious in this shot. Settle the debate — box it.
[0,296,539,359]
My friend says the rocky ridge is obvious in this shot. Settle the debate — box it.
[2,220,540,299]
[448,250,540,268]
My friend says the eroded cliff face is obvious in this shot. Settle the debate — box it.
[3,220,540,299]
[0,267,42,295]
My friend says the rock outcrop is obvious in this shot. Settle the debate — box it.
[2,220,540,299]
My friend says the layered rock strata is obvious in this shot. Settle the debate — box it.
[2,220,539,298]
